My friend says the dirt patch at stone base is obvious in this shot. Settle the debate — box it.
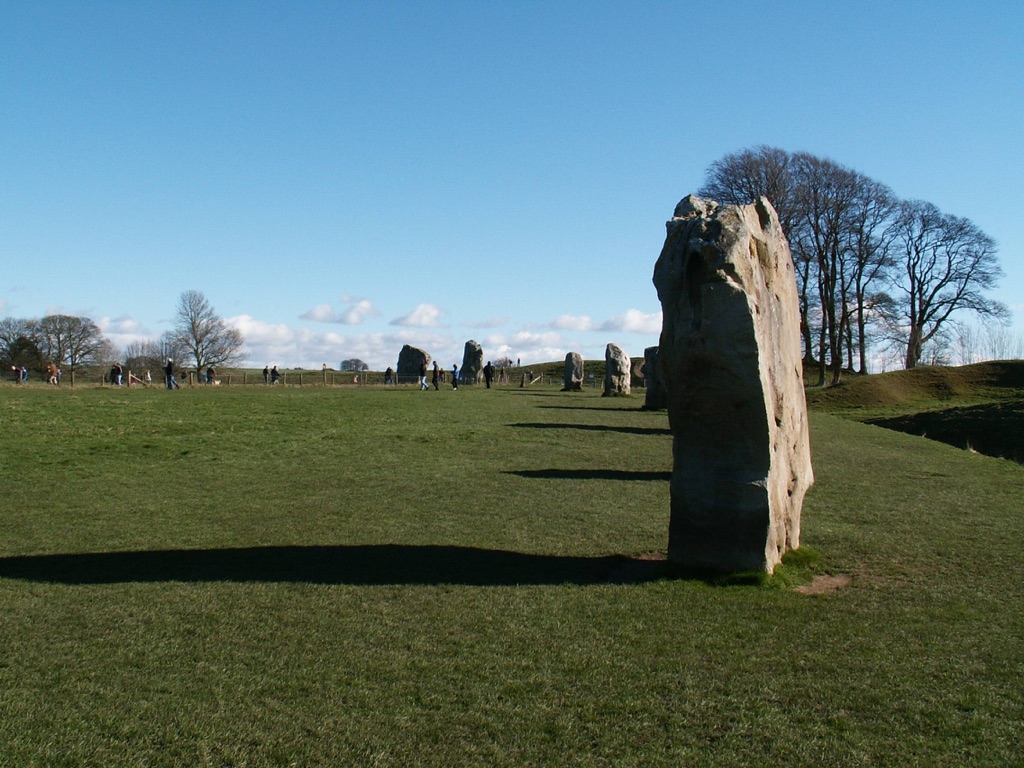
[796,573,852,595]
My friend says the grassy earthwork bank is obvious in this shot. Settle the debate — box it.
[1,375,1022,766]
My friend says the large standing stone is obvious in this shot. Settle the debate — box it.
[642,345,667,410]
[461,340,485,384]
[397,344,430,384]
[563,352,584,391]
[603,343,631,396]
[653,195,813,574]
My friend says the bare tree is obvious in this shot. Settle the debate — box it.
[123,340,155,369]
[952,324,983,366]
[889,201,1007,369]
[699,146,1010,376]
[698,146,817,361]
[122,338,174,377]
[982,324,1024,361]
[842,175,898,374]
[952,323,1022,365]
[790,152,862,386]
[171,290,245,374]
[699,145,797,231]
[35,314,110,373]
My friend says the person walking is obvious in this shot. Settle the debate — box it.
[165,358,179,390]
[484,361,494,389]
[263,366,269,385]
[271,366,281,385]
[432,361,441,391]
[452,363,459,390]
[419,360,428,390]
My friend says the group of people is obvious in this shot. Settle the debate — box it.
[10,359,500,389]
[416,360,496,390]
[9,363,62,385]
[419,360,457,390]
[163,359,218,389]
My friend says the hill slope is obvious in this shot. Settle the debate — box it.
[806,360,1024,463]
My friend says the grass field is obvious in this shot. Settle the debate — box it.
[1,378,1022,766]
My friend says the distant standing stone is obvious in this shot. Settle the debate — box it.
[603,343,631,396]
[397,345,431,384]
[653,195,813,574]
[461,340,485,384]
[642,346,667,410]
[563,352,584,391]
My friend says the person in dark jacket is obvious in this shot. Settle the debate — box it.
[165,359,178,390]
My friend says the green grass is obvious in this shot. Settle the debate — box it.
[1,380,1023,766]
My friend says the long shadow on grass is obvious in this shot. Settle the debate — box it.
[510,422,671,436]
[508,469,671,481]
[0,545,667,586]
[537,405,652,412]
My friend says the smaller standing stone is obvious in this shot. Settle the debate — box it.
[642,346,667,410]
[563,352,584,391]
[603,343,631,396]
[397,344,431,385]
[461,340,485,384]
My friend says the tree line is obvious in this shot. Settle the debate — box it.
[699,146,1008,383]
[1,290,244,380]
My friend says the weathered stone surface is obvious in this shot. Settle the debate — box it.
[653,195,813,574]
[642,345,667,410]
[563,352,584,390]
[631,358,646,382]
[397,344,430,383]
[603,343,631,396]
[460,340,485,384]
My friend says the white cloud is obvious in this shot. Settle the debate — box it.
[300,297,379,325]
[228,314,468,370]
[340,299,377,324]
[464,315,508,329]
[550,314,594,332]
[96,315,151,351]
[391,303,443,327]
[202,307,662,372]
[599,309,662,334]
[484,330,569,365]
[300,304,336,323]
[97,315,145,335]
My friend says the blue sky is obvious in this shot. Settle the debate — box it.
[2,0,1021,370]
